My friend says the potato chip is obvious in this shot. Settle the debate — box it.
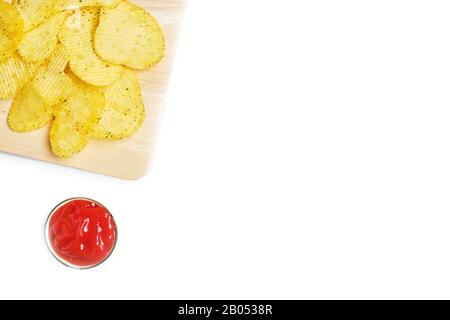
[94,1,165,70]
[59,8,123,87]
[51,112,88,158]
[46,43,70,73]
[0,54,38,99]
[19,11,68,63]
[91,69,145,140]
[8,46,72,132]
[55,0,121,11]
[30,44,72,106]
[33,72,72,106]
[13,0,57,32]
[50,75,105,158]
[7,82,52,132]
[0,1,24,63]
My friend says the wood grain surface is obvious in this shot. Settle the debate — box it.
[0,0,186,179]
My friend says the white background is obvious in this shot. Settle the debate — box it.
[2,0,450,299]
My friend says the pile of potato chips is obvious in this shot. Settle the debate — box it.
[0,0,165,158]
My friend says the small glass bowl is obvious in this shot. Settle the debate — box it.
[45,197,118,270]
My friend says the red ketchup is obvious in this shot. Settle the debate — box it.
[46,198,117,269]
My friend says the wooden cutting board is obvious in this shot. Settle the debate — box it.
[0,0,186,179]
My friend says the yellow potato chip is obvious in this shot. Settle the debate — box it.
[8,46,72,132]
[7,82,52,132]
[55,0,121,11]
[59,8,123,87]
[46,43,70,73]
[91,69,145,140]
[0,54,38,99]
[18,11,68,63]
[31,44,72,105]
[32,70,72,107]
[51,115,88,158]
[13,0,57,32]
[0,1,24,63]
[95,1,165,70]
[50,75,105,158]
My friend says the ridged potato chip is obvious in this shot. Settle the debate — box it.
[45,43,70,73]
[51,110,88,158]
[95,1,165,70]
[0,54,38,99]
[50,75,105,158]
[0,1,24,63]
[91,69,145,140]
[55,0,121,11]
[31,44,72,106]
[8,82,52,132]
[33,72,72,105]
[19,11,68,63]
[59,8,123,87]
[13,0,57,32]
[8,46,72,132]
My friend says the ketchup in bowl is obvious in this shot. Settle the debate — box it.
[45,198,117,269]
